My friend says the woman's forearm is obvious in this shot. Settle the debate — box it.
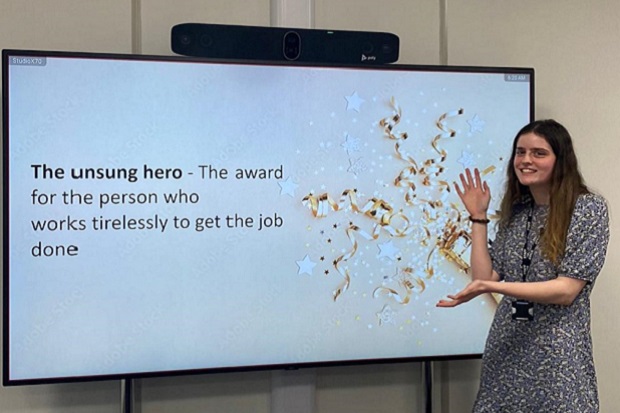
[469,221,496,281]
[482,277,586,306]
[436,276,587,308]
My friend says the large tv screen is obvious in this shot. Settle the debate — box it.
[2,49,533,385]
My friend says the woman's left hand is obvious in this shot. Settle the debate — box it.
[436,279,489,307]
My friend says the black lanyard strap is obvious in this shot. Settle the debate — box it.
[520,204,538,282]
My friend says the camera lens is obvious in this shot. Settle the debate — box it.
[283,31,301,60]
[362,42,374,54]
[179,34,192,46]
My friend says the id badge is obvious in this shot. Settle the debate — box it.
[511,300,534,321]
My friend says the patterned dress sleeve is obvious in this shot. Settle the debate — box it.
[558,193,610,283]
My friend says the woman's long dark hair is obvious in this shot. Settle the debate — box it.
[498,119,589,264]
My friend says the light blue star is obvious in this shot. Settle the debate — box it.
[457,151,476,168]
[377,241,399,261]
[278,176,299,197]
[341,133,361,153]
[468,114,485,133]
[345,91,365,112]
[296,255,316,275]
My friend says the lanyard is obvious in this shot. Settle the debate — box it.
[520,204,538,282]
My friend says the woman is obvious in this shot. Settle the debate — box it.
[437,119,609,412]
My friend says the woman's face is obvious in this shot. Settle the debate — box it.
[513,132,557,193]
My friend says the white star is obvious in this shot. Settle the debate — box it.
[377,241,399,261]
[341,133,361,153]
[468,114,485,133]
[345,91,365,112]
[296,255,316,275]
[457,151,476,168]
[348,157,367,175]
[278,176,299,197]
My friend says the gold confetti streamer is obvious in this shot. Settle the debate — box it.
[482,165,496,176]
[333,224,376,301]
[425,204,472,274]
[330,199,417,301]
[302,193,339,218]
[380,98,419,205]
[300,97,500,305]
[373,267,426,305]
[380,99,463,205]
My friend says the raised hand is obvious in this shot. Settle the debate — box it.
[454,168,491,218]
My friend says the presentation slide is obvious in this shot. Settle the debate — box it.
[4,52,532,383]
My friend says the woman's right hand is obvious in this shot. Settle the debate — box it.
[454,168,491,218]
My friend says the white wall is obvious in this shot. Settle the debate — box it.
[1,1,619,412]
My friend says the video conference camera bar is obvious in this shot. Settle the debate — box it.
[171,23,399,64]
